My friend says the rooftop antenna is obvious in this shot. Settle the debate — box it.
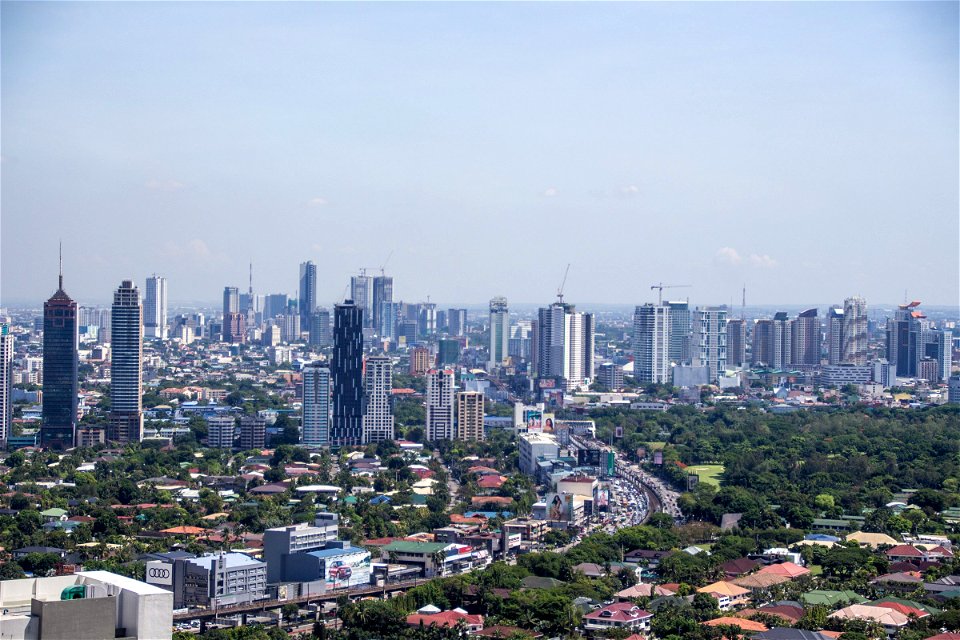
[556,263,571,304]
[58,241,63,290]
[742,284,746,320]
[248,261,253,296]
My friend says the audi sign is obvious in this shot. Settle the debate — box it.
[146,561,173,586]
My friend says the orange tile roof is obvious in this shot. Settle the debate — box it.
[703,617,768,632]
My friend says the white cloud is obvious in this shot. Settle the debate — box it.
[715,247,743,265]
[619,185,639,195]
[749,254,778,268]
[157,238,227,266]
[307,197,328,207]
[541,187,558,197]
[145,178,186,191]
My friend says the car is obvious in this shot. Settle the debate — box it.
[329,561,353,580]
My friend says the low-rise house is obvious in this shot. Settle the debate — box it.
[828,604,910,634]
[697,581,751,610]
[406,609,484,633]
[582,603,652,633]
[703,616,768,633]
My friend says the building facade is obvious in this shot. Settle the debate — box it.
[0,325,12,446]
[790,308,820,368]
[372,275,393,336]
[456,391,484,441]
[842,296,868,365]
[726,318,747,368]
[332,302,363,447]
[426,369,455,441]
[362,356,394,443]
[488,297,510,371]
[109,280,143,444]
[535,302,595,390]
[827,307,844,365]
[633,303,671,384]
[41,269,79,449]
[697,307,727,383]
[143,275,168,339]
[303,363,331,447]
[299,261,317,326]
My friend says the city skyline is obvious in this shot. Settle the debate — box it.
[2,2,957,306]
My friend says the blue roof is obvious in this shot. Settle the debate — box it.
[307,546,367,560]
[187,553,264,569]
[370,495,392,504]
[465,511,513,519]
[805,534,840,542]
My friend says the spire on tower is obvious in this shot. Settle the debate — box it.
[58,241,63,291]
[249,261,253,296]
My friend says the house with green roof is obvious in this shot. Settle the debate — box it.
[39,508,68,523]
[382,541,449,577]
[801,590,868,608]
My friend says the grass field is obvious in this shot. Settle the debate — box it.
[686,464,725,487]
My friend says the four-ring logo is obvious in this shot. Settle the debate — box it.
[148,568,170,579]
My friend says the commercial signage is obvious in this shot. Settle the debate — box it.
[145,561,172,586]
[524,410,543,433]
[325,551,371,590]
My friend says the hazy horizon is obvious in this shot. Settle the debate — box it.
[3,2,958,308]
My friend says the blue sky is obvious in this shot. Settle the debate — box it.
[2,2,957,307]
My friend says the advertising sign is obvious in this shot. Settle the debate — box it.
[605,452,616,477]
[524,410,543,433]
[325,551,371,590]
[654,451,664,465]
[543,413,555,433]
[145,561,173,586]
[615,425,624,438]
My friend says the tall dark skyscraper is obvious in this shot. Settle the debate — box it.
[41,259,78,449]
[108,280,143,444]
[309,308,332,347]
[299,261,317,325]
[331,300,363,448]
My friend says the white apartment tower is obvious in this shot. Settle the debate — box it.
[426,368,455,441]
[842,296,868,365]
[827,307,844,365]
[143,275,168,339]
[362,356,394,443]
[302,363,331,446]
[488,297,510,371]
[633,303,671,384]
[456,391,484,442]
[0,325,12,446]
[697,306,727,383]
[535,302,595,391]
[108,280,143,444]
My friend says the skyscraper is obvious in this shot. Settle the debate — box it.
[372,275,393,336]
[417,303,437,336]
[751,319,773,366]
[332,301,363,447]
[309,308,332,347]
[362,356,394,443]
[108,280,143,444]
[302,363,331,447]
[697,307,727,383]
[379,301,400,342]
[488,297,509,371]
[842,296,868,365]
[790,308,820,368]
[535,302,595,390]
[633,303,670,384]
[456,391,484,442]
[726,319,747,368]
[41,260,78,449]
[143,275,168,339]
[771,312,792,370]
[426,369,455,441]
[223,286,240,315]
[666,301,691,364]
[299,261,317,326]
[0,325,13,446]
[887,302,921,378]
[350,273,373,328]
[447,309,467,337]
[827,307,844,365]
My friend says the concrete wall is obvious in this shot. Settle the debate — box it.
[30,597,116,640]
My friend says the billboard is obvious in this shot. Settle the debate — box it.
[615,425,624,438]
[543,413,555,433]
[578,448,602,467]
[145,561,173,586]
[524,410,543,433]
[605,452,616,477]
[654,451,664,465]
[324,550,371,590]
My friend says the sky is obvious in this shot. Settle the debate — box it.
[2,2,957,309]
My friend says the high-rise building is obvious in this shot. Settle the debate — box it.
[379,301,400,342]
[302,363,331,447]
[350,274,373,328]
[372,276,393,336]
[697,307,727,383]
[437,339,460,366]
[417,303,437,336]
[752,319,773,366]
[949,375,960,404]
[143,275,168,339]
[299,261,317,326]
[0,325,13,446]
[535,302,595,390]
[842,296,868,365]
[223,312,246,344]
[447,308,467,337]
[309,308,332,347]
[726,319,747,368]
[223,286,240,316]
[239,416,266,450]
[41,262,78,449]
[263,294,288,321]
[410,346,432,376]
[771,312,792,370]
[922,327,952,383]
[108,280,143,444]
[332,301,363,447]
[633,303,671,384]
[206,415,236,449]
[666,301,692,364]
[827,307,845,365]
[488,297,510,371]
[790,308,820,368]
[362,356,394,443]
[456,391,484,442]
[597,362,624,391]
[887,301,928,378]
[426,369,455,441]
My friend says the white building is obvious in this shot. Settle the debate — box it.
[456,391,484,442]
[0,324,12,446]
[488,297,510,370]
[842,296,868,365]
[535,302,595,391]
[426,369,455,441]
[633,303,670,384]
[519,432,560,476]
[206,415,236,449]
[362,356,394,443]
[302,363,331,447]
[697,307,728,383]
[143,275,168,339]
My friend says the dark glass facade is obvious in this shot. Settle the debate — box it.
[332,301,363,448]
[41,286,78,449]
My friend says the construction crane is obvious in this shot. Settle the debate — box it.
[650,282,691,305]
[556,264,571,304]
[379,250,393,276]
